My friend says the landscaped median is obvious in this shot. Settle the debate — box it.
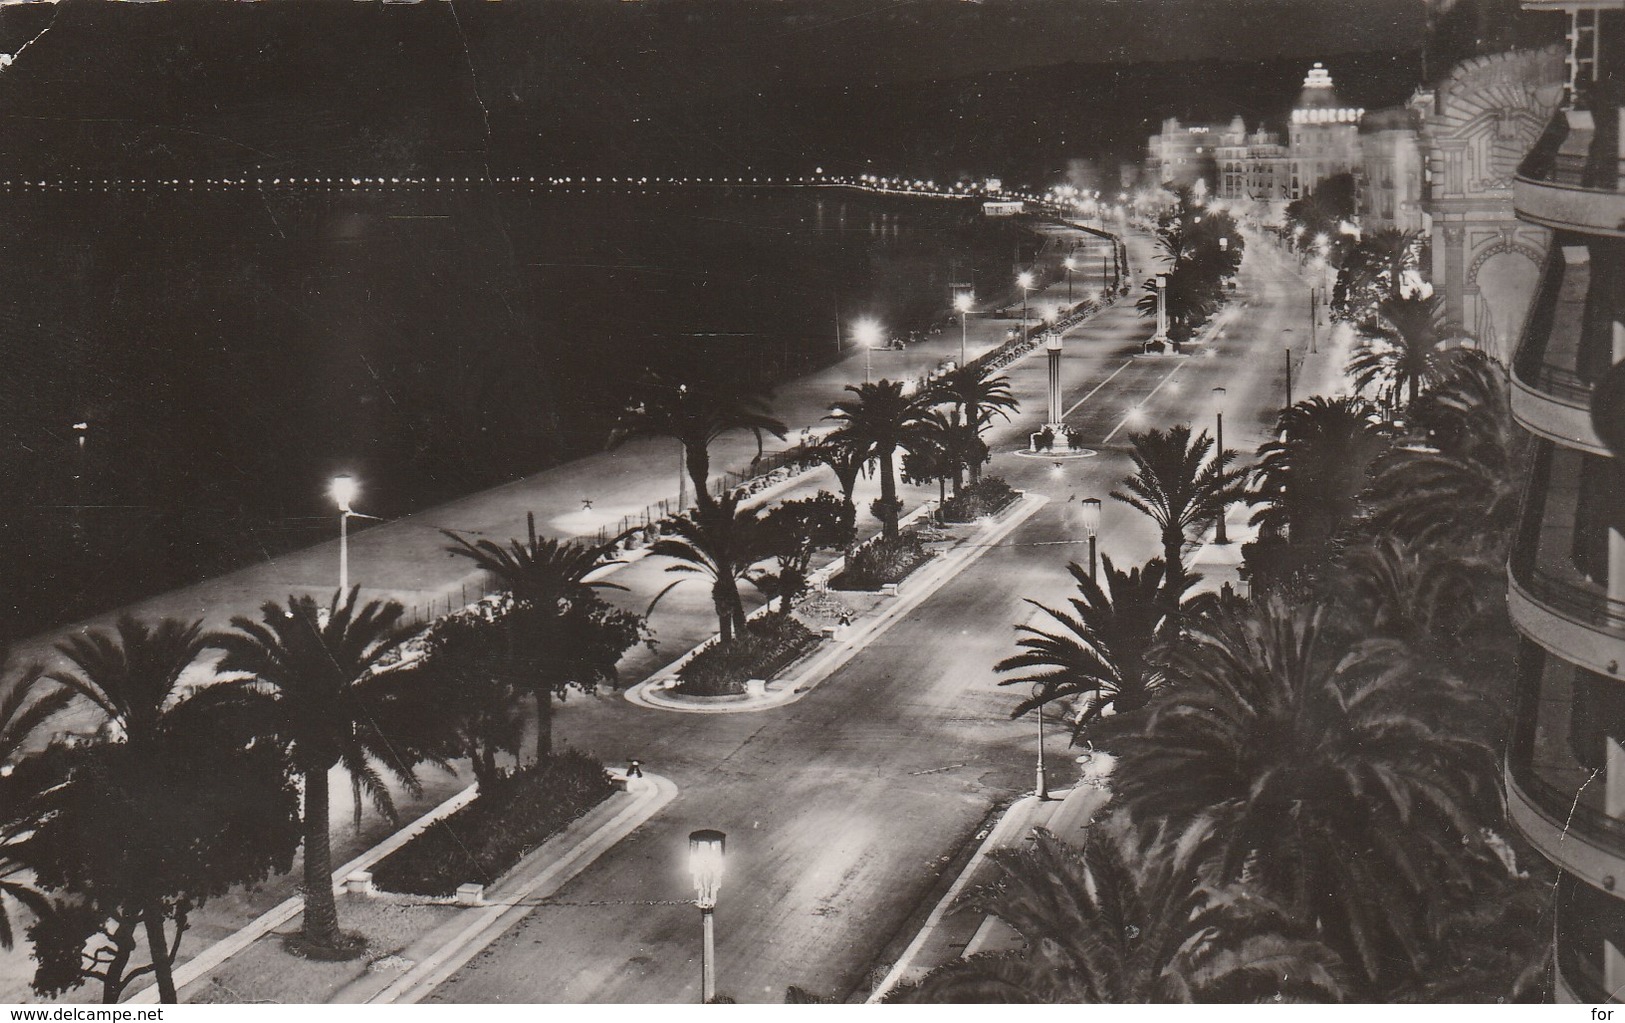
[625,489,1050,714]
[128,763,676,1005]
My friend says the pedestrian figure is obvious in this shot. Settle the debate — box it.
[838,612,852,628]
[627,759,644,779]
[582,497,594,511]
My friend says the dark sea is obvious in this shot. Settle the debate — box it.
[0,185,1031,634]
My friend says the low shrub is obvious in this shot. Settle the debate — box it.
[939,477,1020,523]
[836,533,933,590]
[676,615,819,696]
[370,749,615,897]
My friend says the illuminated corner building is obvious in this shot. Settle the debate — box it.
[1287,63,1364,200]
[1506,0,1625,1004]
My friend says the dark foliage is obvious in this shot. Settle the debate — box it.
[675,616,818,697]
[939,476,1019,523]
[369,750,614,897]
[836,533,933,590]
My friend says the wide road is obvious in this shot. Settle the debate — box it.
[425,226,1338,1003]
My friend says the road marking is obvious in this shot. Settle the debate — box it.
[1099,360,1187,446]
[1062,358,1133,420]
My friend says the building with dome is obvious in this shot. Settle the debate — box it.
[1286,62,1366,199]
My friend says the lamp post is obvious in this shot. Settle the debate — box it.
[1063,254,1076,305]
[330,474,359,592]
[854,318,882,385]
[1032,683,1050,801]
[1018,271,1034,336]
[1212,387,1229,544]
[1080,497,1100,582]
[953,288,974,366]
[688,829,726,1004]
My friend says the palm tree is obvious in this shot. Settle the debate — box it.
[996,556,1187,735]
[1250,396,1390,558]
[808,439,867,523]
[927,362,1018,482]
[1136,269,1221,344]
[1111,425,1247,612]
[1365,349,1523,550]
[608,371,787,511]
[886,816,1347,1003]
[1107,596,1500,993]
[444,512,622,607]
[211,589,430,958]
[826,380,933,539]
[1348,293,1465,407]
[1338,228,1418,321]
[0,662,71,952]
[649,490,762,644]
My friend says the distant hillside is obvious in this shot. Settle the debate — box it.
[0,0,1429,181]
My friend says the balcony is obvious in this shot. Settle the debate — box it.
[1509,441,1625,673]
[1516,104,1625,237]
[1510,242,1611,454]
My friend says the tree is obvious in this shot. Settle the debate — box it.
[0,662,72,952]
[650,490,763,644]
[1106,596,1501,993]
[886,816,1346,1003]
[25,617,300,1001]
[1136,267,1222,344]
[826,380,933,540]
[1364,349,1523,551]
[1348,294,1466,407]
[211,590,439,959]
[996,556,1187,736]
[809,439,867,521]
[444,512,622,607]
[1248,396,1391,571]
[747,492,854,617]
[1285,173,1356,246]
[608,370,787,511]
[926,362,1019,483]
[1335,227,1419,323]
[411,607,528,791]
[1111,425,1247,614]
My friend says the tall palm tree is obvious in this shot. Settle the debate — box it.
[927,362,1018,483]
[809,439,867,523]
[211,589,430,958]
[1136,269,1221,343]
[996,556,1187,734]
[1338,228,1419,321]
[608,371,787,511]
[1348,293,1465,407]
[1111,425,1247,612]
[826,380,933,539]
[0,661,71,952]
[648,490,762,644]
[1107,596,1500,993]
[1250,396,1390,558]
[887,816,1347,1003]
[1365,349,1523,549]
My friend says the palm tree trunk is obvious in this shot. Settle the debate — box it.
[880,447,899,540]
[301,767,342,949]
[1162,530,1186,625]
[686,443,712,510]
[533,689,553,761]
[144,904,177,1003]
[100,913,137,1003]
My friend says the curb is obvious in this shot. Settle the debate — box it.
[348,772,678,1004]
[624,493,1048,714]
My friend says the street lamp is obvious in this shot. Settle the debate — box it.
[1017,271,1034,335]
[1212,388,1229,544]
[1032,683,1050,801]
[1063,254,1076,304]
[330,473,359,592]
[1080,497,1101,582]
[688,829,726,1004]
[854,318,882,385]
[953,288,974,365]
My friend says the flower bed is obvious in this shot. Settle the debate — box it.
[939,477,1020,523]
[674,615,820,696]
[833,532,934,590]
[369,750,615,897]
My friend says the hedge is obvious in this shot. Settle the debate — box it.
[676,616,819,696]
[939,477,1020,523]
[370,750,615,897]
[835,532,933,590]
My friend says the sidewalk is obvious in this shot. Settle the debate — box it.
[866,753,1117,1000]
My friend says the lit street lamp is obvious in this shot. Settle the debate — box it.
[331,474,359,592]
[854,318,882,385]
[1080,497,1101,582]
[1212,388,1229,544]
[688,829,726,1004]
[1018,271,1034,336]
[1063,254,1076,304]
